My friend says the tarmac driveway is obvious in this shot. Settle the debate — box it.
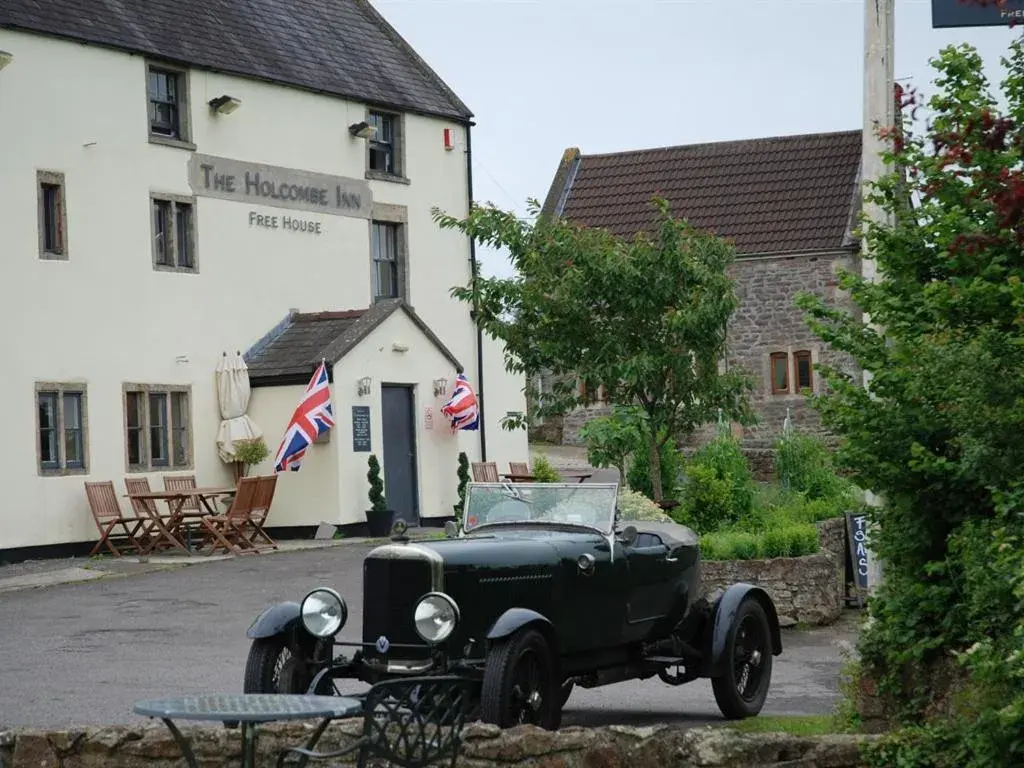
[0,544,860,729]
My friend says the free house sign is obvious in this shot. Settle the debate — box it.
[188,154,373,235]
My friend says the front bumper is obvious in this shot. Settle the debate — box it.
[313,637,481,690]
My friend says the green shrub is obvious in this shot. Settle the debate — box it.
[617,488,672,523]
[529,452,562,483]
[775,431,852,501]
[701,523,819,561]
[627,433,683,502]
[691,435,756,517]
[578,406,645,481]
[673,463,734,533]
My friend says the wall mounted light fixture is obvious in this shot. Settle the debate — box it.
[357,376,373,397]
[432,377,449,397]
[0,50,12,71]
[208,94,242,115]
[348,121,378,140]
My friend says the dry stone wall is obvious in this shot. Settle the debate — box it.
[700,518,847,627]
[0,720,873,768]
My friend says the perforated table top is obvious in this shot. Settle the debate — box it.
[134,694,363,723]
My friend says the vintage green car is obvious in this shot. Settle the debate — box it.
[243,482,782,729]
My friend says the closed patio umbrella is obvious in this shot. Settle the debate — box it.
[215,351,262,463]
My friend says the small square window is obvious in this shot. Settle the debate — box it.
[147,66,188,140]
[124,385,192,472]
[36,384,88,475]
[770,352,789,395]
[37,171,67,259]
[368,112,395,174]
[151,195,197,272]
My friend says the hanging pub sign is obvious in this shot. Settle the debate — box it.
[932,0,1024,28]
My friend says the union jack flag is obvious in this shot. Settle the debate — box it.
[273,360,335,472]
[441,373,479,432]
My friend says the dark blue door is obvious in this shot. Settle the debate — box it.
[381,385,419,525]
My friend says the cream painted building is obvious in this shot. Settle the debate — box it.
[0,0,527,553]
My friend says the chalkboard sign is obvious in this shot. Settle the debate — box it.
[352,405,371,452]
[932,0,1024,28]
[846,512,871,592]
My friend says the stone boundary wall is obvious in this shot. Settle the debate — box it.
[0,720,873,767]
[700,518,847,626]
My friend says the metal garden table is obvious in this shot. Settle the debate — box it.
[133,693,363,768]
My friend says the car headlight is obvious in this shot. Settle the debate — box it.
[413,592,459,644]
[300,588,347,638]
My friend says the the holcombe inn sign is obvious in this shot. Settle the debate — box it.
[931,0,1024,27]
[188,154,372,218]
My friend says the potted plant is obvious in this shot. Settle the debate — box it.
[233,438,270,481]
[453,451,470,519]
[366,454,394,537]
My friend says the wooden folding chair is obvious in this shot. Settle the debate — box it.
[472,462,499,482]
[162,474,201,512]
[84,481,148,556]
[200,476,261,556]
[245,475,279,550]
[509,461,530,475]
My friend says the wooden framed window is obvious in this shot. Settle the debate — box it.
[146,62,193,148]
[770,352,790,395]
[371,221,400,300]
[37,170,68,260]
[151,194,197,272]
[366,109,407,182]
[793,350,813,393]
[125,384,192,471]
[35,383,88,475]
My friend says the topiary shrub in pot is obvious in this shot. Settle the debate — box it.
[365,454,393,537]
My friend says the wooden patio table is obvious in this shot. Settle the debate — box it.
[124,487,237,554]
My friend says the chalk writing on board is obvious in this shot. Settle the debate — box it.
[846,512,870,591]
[352,406,371,452]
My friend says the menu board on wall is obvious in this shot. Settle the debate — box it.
[352,406,371,452]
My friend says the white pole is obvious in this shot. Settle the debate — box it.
[861,0,895,595]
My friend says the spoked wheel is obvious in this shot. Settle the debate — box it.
[711,598,773,719]
[480,628,561,730]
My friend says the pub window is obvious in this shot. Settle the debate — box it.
[125,385,192,471]
[793,350,814,393]
[37,171,67,259]
[367,110,402,177]
[371,220,400,300]
[36,384,87,475]
[770,352,789,395]
[147,64,190,143]
[151,195,197,272]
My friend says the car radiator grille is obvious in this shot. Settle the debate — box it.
[362,557,433,660]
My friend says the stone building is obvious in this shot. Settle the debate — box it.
[533,130,864,465]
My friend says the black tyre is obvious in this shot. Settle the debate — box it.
[480,628,561,730]
[244,636,308,694]
[710,598,774,719]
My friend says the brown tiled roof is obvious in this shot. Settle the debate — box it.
[245,300,462,385]
[544,130,863,256]
[0,0,472,121]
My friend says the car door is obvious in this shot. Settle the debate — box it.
[622,532,677,640]
[553,536,630,654]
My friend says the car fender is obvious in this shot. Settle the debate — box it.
[246,601,302,639]
[707,584,782,677]
[486,608,556,646]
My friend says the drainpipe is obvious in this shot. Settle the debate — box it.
[466,122,487,461]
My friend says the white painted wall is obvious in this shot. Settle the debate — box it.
[246,310,463,526]
[0,29,523,549]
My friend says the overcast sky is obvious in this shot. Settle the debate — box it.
[372,0,1021,278]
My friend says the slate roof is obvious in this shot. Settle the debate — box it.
[541,130,863,256]
[0,0,472,121]
[245,299,462,386]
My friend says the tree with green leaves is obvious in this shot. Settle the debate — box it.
[433,197,755,502]
[797,41,1024,765]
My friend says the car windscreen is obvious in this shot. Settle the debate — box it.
[463,483,618,534]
